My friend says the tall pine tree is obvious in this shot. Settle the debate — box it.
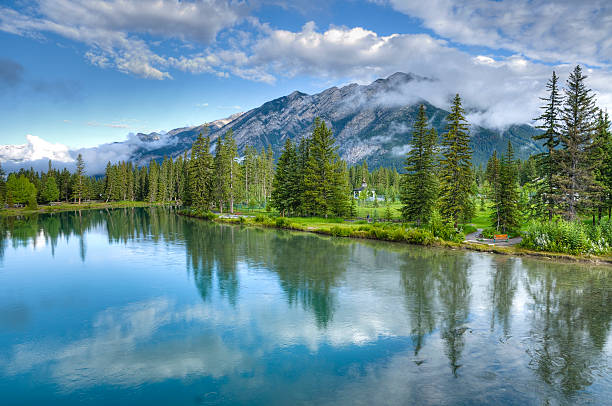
[533,71,562,220]
[302,119,348,218]
[556,65,598,220]
[439,94,474,227]
[400,104,438,226]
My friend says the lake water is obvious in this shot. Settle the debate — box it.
[0,208,611,405]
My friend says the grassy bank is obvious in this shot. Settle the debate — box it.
[0,201,173,217]
[179,208,612,265]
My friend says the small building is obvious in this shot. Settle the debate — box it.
[353,178,368,199]
[353,178,377,200]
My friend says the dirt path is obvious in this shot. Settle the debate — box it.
[464,228,522,247]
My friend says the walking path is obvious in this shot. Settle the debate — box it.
[464,228,522,247]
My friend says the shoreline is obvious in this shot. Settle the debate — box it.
[179,210,612,267]
[0,201,175,217]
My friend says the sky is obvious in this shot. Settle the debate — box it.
[1,0,612,154]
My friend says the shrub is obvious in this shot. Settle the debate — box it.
[27,196,38,210]
[521,219,611,255]
[330,225,351,237]
[275,217,292,228]
[255,214,268,223]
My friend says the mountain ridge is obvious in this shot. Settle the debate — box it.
[133,72,542,168]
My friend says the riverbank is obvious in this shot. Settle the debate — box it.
[179,209,612,266]
[0,201,174,217]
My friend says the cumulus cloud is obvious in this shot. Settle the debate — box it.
[0,0,249,80]
[383,0,612,67]
[240,22,567,127]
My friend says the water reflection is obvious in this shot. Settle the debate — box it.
[523,262,612,399]
[0,208,611,404]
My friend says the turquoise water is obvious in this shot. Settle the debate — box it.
[0,208,611,405]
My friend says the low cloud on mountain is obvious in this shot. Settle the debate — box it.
[0,132,178,174]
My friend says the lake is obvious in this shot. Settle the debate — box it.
[0,208,611,405]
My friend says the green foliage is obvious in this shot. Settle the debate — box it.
[275,217,292,228]
[520,219,612,255]
[6,174,37,206]
[27,195,37,210]
[302,118,349,218]
[556,65,599,219]
[533,71,562,220]
[189,131,215,209]
[400,104,438,225]
[439,94,474,226]
[40,176,60,203]
[428,209,464,243]
[72,153,86,204]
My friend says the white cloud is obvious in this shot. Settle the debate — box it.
[0,132,179,174]
[0,0,249,80]
[383,0,612,67]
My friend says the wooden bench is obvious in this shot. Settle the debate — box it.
[494,234,509,242]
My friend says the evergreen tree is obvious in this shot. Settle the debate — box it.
[302,119,348,217]
[594,110,612,221]
[400,104,438,226]
[349,196,357,218]
[439,94,474,226]
[556,65,599,220]
[498,142,521,233]
[189,132,214,209]
[0,162,5,205]
[271,138,297,216]
[40,176,60,203]
[72,153,86,204]
[214,133,230,213]
[486,151,502,230]
[533,71,562,220]
[148,160,159,203]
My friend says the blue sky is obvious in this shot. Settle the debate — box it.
[1,0,612,151]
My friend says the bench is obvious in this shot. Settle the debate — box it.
[494,234,509,242]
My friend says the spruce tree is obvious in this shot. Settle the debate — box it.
[556,65,599,220]
[400,104,438,226]
[0,162,6,205]
[271,138,296,216]
[593,110,612,222]
[41,176,60,203]
[73,153,86,204]
[533,71,562,220]
[302,119,348,217]
[213,133,230,213]
[439,94,474,227]
[486,151,501,230]
[148,160,159,203]
[189,132,214,209]
[498,141,520,233]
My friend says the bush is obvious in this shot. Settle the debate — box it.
[27,196,38,210]
[275,217,292,228]
[521,219,611,255]
[254,214,268,223]
[330,225,351,237]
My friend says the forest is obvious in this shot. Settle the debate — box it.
[1,65,611,256]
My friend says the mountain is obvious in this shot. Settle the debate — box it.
[133,72,542,168]
[0,73,542,173]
